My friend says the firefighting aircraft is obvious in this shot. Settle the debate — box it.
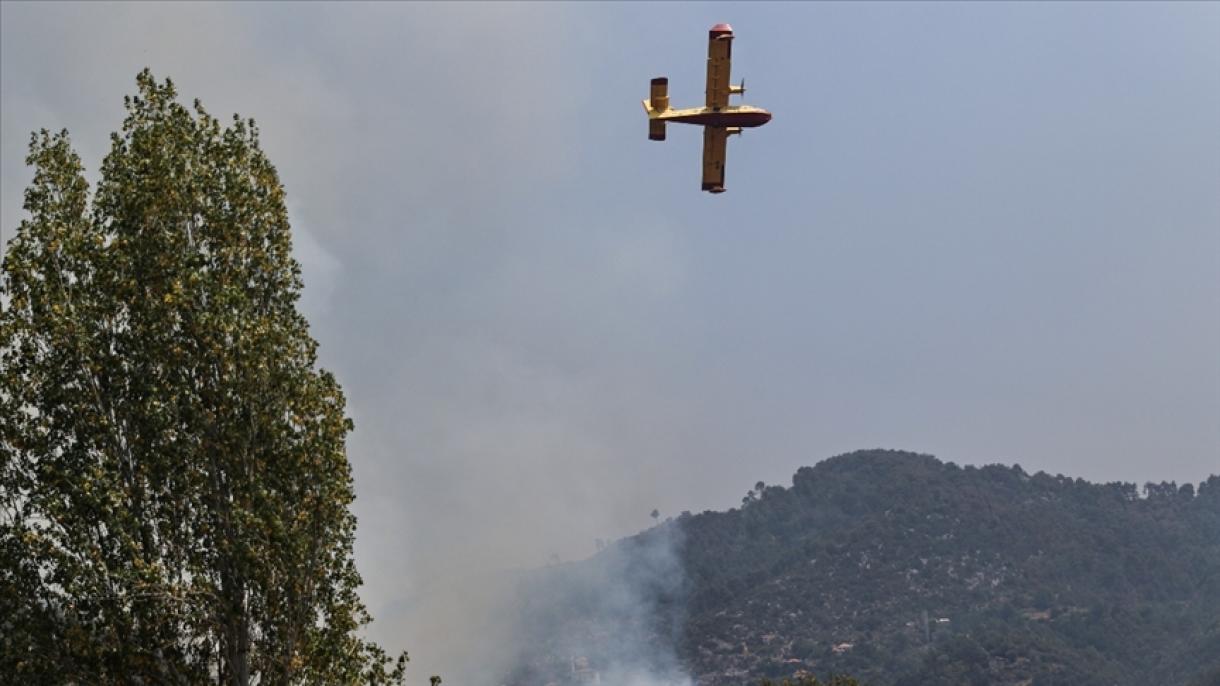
[642,23,772,194]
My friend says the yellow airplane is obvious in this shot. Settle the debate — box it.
[642,23,773,194]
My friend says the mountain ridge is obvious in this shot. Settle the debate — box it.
[506,450,1220,686]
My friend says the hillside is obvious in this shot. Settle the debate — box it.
[505,450,1220,686]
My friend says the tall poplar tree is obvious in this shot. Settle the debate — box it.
[0,70,407,685]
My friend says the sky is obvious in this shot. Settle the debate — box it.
[3,1,1219,680]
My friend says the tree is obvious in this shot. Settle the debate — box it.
[0,70,407,685]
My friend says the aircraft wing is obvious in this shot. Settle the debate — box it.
[704,29,733,109]
[701,126,728,192]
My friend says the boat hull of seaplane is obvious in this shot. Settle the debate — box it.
[658,107,772,128]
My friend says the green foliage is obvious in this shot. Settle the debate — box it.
[0,70,406,685]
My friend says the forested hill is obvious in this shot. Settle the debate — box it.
[507,450,1220,686]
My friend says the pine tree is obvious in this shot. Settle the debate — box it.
[1,70,407,685]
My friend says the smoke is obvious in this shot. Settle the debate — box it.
[365,514,694,686]
[501,520,693,686]
[375,519,693,686]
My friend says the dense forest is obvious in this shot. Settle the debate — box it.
[506,450,1220,686]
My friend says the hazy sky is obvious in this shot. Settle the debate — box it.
[3,1,1218,677]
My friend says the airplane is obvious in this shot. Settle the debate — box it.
[642,23,772,194]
